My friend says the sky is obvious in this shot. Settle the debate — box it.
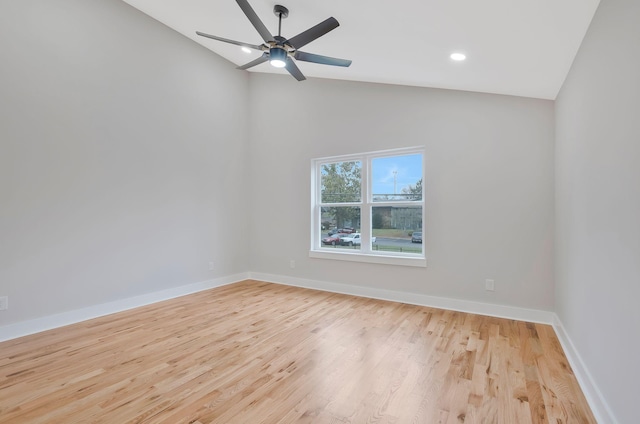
[371,153,422,196]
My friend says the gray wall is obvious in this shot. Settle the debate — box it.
[556,0,640,422]
[0,0,250,325]
[248,75,555,311]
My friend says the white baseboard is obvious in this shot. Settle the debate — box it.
[0,272,249,342]
[249,272,555,324]
[552,314,618,424]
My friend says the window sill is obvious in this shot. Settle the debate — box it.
[309,249,427,267]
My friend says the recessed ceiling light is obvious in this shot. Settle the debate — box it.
[450,53,466,61]
[241,47,252,54]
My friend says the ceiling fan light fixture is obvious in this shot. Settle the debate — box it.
[450,52,466,61]
[270,47,287,68]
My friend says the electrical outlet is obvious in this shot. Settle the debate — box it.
[0,296,8,311]
[290,260,295,269]
[208,261,214,271]
[485,279,495,291]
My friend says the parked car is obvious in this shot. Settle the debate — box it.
[327,227,354,235]
[322,233,348,245]
[339,233,377,246]
[340,233,360,246]
[337,227,356,234]
[411,231,422,243]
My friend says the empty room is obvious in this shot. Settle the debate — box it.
[1,0,638,423]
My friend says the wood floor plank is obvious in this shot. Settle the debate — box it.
[0,280,596,423]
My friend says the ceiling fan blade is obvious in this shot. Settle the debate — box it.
[236,0,275,43]
[285,57,306,81]
[294,51,352,67]
[237,53,269,70]
[196,31,264,51]
[286,17,339,50]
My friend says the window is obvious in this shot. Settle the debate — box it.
[310,147,425,267]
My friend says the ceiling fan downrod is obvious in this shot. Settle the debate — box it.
[273,5,289,38]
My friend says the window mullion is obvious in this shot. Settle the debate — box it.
[360,157,372,253]
[312,161,322,249]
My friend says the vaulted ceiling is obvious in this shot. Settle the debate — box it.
[122,0,600,99]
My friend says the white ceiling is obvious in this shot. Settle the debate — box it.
[122,0,600,100]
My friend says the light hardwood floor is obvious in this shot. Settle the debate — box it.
[0,280,595,423]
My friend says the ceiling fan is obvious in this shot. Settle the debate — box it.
[196,0,352,81]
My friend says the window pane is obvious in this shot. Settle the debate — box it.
[371,206,423,254]
[320,206,361,249]
[371,154,422,202]
[321,161,362,203]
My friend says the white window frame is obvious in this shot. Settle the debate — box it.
[310,147,426,267]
